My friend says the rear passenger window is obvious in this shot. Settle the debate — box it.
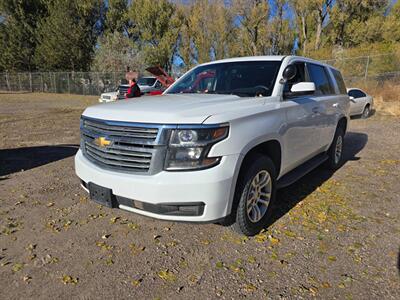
[331,68,347,94]
[307,64,334,95]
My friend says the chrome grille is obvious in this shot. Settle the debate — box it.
[83,119,158,141]
[81,118,162,174]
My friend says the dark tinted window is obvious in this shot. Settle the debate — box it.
[348,89,366,98]
[308,64,334,95]
[167,61,282,97]
[331,68,347,94]
[283,62,307,95]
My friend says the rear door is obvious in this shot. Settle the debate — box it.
[306,63,338,150]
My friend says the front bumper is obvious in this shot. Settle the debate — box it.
[75,150,240,222]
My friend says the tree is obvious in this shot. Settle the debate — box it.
[269,0,296,55]
[233,0,271,56]
[34,0,104,71]
[104,0,130,35]
[329,0,389,47]
[314,0,332,50]
[0,0,47,71]
[208,1,237,60]
[290,0,314,55]
[127,0,181,71]
[177,0,236,65]
[383,1,400,42]
[92,31,143,72]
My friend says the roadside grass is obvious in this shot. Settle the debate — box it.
[358,81,400,116]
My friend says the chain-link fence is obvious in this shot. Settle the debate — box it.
[0,71,128,95]
[1,53,400,96]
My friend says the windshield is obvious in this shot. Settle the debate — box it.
[137,77,156,86]
[167,61,282,97]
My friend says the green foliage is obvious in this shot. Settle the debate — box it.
[92,31,143,72]
[127,0,180,71]
[234,0,271,56]
[0,0,47,71]
[1,0,400,72]
[104,0,129,35]
[34,0,104,71]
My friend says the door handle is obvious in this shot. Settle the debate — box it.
[332,103,339,108]
[312,107,319,114]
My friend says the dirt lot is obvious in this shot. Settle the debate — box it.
[0,93,399,299]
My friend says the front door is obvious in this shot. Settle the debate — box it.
[280,62,321,174]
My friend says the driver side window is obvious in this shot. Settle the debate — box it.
[283,62,307,96]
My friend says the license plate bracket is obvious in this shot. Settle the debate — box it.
[88,182,114,208]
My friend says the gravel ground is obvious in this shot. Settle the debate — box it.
[0,93,399,299]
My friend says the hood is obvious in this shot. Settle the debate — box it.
[83,93,264,124]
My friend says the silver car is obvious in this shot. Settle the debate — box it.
[347,88,373,118]
[137,77,163,94]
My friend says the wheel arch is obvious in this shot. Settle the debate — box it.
[226,139,282,215]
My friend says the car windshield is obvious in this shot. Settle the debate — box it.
[138,78,156,86]
[167,61,282,97]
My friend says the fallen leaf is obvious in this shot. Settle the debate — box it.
[244,283,257,292]
[328,256,337,262]
[109,217,120,224]
[268,235,280,245]
[12,263,24,272]
[157,270,176,282]
[62,275,78,285]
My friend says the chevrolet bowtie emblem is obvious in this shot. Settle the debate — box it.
[94,137,111,147]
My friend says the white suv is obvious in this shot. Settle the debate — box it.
[75,56,350,236]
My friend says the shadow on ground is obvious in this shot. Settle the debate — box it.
[398,248,400,276]
[265,131,368,227]
[0,144,79,177]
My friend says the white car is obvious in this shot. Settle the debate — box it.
[76,56,349,236]
[137,77,163,94]
[347,88,373,118]
[98,84,129,103]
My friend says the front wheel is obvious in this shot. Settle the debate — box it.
[231,155,277,236]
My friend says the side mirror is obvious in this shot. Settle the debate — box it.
[290,82,316,94]
[282,64,297,81]
[349,96,355,102]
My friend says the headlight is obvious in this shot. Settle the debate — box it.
[164,125,229,171]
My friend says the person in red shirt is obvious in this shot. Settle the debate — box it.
[125,78,141,99]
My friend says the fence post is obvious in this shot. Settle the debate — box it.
[18,73,22,92]
[53,72,57,93]
[40,73,43,92]
[364,56,370,80]
[29,72,33,92]
[67,72,70,94]
[5,72,10,91]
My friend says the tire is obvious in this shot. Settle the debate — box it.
[361,105,370,119]
[230,155,277,236]
[325,126,345,170]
